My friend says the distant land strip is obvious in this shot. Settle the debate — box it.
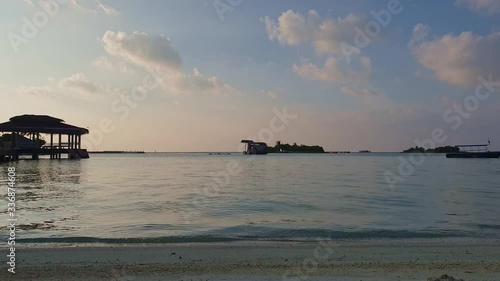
[89,151,145,154]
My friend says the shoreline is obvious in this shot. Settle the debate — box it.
[4,239,499,280]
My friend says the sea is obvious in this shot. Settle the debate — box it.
[0,153,499,243]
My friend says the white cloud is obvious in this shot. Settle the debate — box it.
[92,56,134,74]
[101,31,238,96]
[92,56,114,70]
[340,86,378,97]
[15,85,54,97]
[262,10,365,55]
[102,31,182,73]
[292,56,372,83]
[98,3,120,16]
[59,73,122,97]
[67,0,101,15]
[14,74,120,99]
[263,10,373,85]
[456,0,500,14]
[67,0,120,16]
[60,73,103,93]
[410,25,500,86]
[25,0,120,16]
[159,68,238,96]
[409,23,430,48]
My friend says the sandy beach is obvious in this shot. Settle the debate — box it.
[2,239,499,281]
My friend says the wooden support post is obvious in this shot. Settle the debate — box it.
[58,134,62,159]
[69,135,73,158]
[50,134,54,159]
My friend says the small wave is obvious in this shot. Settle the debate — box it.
[18,236,238,244]
[477,224,500,230]
[17,228,471,244]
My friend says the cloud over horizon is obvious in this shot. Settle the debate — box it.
[410,25,500,86]
[102,31,183,73]
[340,86,378,97]
[159,68,238,96]
[293,56,372,83]
[262,10,365,55]
[263,10,374,85]
[456,0,500,15]
[15,73,121,99]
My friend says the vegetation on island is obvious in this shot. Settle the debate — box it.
[268,141,325,153]
[402,146,460,153]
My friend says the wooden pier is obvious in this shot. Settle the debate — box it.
[0,115,89,162]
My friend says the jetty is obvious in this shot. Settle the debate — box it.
[0,115,89,161]
[89,151,145,154]
[446,143,500,159]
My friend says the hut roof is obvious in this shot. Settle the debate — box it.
[0,115,89,135]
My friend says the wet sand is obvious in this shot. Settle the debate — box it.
[3,239,499,280]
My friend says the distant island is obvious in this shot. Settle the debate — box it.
[402,146,460,153]
[268,141,325,153]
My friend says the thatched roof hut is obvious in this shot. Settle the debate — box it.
[0,114,88,135]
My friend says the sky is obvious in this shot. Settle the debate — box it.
[1,0,500,152]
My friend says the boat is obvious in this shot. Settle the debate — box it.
[241,140,268,155]
[446,142,500,159]
[359,150,371,153]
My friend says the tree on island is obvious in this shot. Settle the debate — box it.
[402,146,460,153]
[268,141,325,153]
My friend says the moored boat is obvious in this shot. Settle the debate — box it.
[446,142,500,159]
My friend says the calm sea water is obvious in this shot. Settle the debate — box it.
[0,153,499,243]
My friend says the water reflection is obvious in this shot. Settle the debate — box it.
[0,160,85,237]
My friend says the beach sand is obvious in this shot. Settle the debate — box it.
[3,239,499,281]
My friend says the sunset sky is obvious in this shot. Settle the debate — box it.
[1,0,500,152]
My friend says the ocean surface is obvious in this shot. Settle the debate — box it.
[1,153,499,243]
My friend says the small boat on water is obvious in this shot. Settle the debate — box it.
[359,150,371,153]
[446,142,500,159]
